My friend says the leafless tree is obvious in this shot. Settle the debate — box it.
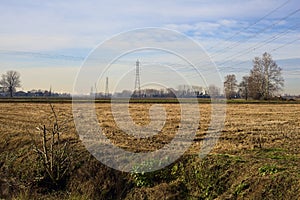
[208,84,220,97]
[248,52,284,100]
[239,76,249,100]
[224,74,237,99]
[0,70,21,97]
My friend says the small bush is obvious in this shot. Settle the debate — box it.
[31,104,73,190]
[130,157,185,187]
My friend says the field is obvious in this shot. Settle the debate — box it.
[1,102,300,199]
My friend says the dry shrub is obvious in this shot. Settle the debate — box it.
[30,104,74,190]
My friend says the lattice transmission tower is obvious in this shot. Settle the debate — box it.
[134,59,141,97]
[105,77,109,98]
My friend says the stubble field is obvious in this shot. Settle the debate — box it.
[0,102,300,199]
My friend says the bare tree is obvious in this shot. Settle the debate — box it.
[0,70,21,97]
[239,76,249,100]
[248,52,284,99]
[208,84,220,97]
[224,74,237,99]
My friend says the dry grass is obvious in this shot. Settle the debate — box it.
[1,102,300,161]
[214,104,300,153]
[1,102,300,199]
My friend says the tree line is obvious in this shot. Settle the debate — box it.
[224,52,284,100]
[1,52,284,99]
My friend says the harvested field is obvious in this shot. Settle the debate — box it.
[1,103,299,154]
[0,102,300,199]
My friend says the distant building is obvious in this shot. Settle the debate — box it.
[142,88,161,97]
[1,89,70,98]
[0,87,6,96]
[15,91,27,96]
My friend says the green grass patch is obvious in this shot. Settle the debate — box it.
[258,165,284,176]
[252,148,299,162]
[234,182,250,196]
[215,153,246,163]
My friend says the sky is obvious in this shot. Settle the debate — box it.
[0,0,299,95]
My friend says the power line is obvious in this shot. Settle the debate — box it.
[272,37,300,51]
[210,7,300,58]
[216,23,300,67]
[207,0,292,52]
[185,34,300,79]
[184,4,300,76]
[203,7,300,73]
[214,36,300,75]
[227,8,299,50]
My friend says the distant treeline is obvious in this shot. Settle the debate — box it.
[0,89,70,98]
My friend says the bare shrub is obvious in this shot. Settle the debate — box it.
[30,103,73,189]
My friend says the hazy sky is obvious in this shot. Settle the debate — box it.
[0,0,299,94]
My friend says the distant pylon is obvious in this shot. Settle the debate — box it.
[49,85,52,97]
[134,59,141,97]
[105,77,109,98]
[94,83,97,98]
[90,86,93,96]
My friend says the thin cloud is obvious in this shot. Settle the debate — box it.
[0,0,299,93]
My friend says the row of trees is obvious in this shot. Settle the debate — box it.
[0,53,284,100]
[0,70,21,97]
[224,52,284,100]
